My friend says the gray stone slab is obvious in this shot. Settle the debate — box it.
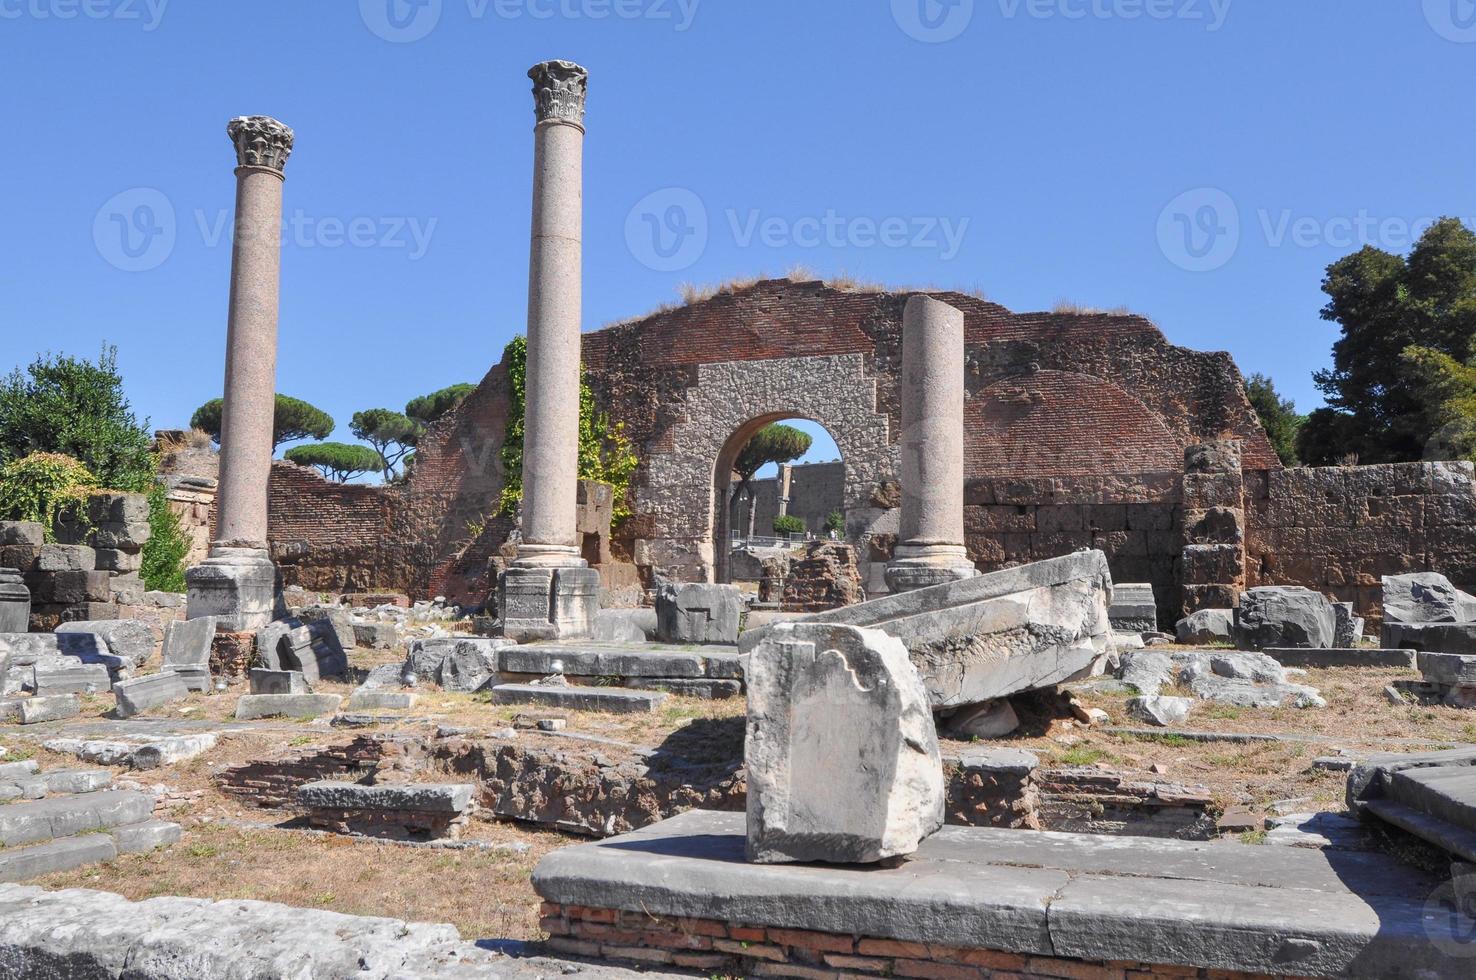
[44,733,217,771]
[438,638,506,693]
[37,544,94,572]
[500,642,708,679]
[166,664,211,693]
[489,684,667,714]
[18,695,80,725]
[345,689,418,711]
[402,637,463,683]
[112,672,190,719]
[234,694,342,721]
[1385,621,1476,655]
[0,632,115,668]
[41,769,112,795]
[626,679,742,700]
[109,819,182,854]
[0,761,39,781]
[656,583,742,645]
[249,668,309,695]
[161,616,215,668]
[1364,798,1476,864]
[1266,647,1418,669]
[1418,651,1476,685]
[1108,582,1157,632]
[0,790,154,846]
[1390,766,1476,831]
[0,834,117,883]
[32,662,112,696]
[56,620,155,668]
[296,781,474,814]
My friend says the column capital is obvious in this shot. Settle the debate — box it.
[528,60,588,128]
[227,115,294,175]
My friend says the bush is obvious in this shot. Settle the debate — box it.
[824,511,845,534]
[773,514,806,535]
[285,442,385,482]
[0,453,98,541]
[139,486,190,593]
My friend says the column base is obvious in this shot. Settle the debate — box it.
[185,548,279,632]
[512,544,585,570]
[498,566,601,643]
[884,544,978,595]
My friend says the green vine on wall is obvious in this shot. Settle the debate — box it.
[496,335,639,527]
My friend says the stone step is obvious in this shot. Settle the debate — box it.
[1387,766,1476,832]
[234,693,342,720]
[110,819,182,854]
[1363,798,1476,864]
[0,834,118,884]
[296,782,475,814]
[490,684,668,714]
[0,790,154,848]
[1264,648,1417,670]
[41,769,112,795]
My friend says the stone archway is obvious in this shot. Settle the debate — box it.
[634,353,896,585]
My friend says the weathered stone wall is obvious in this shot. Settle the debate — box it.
[731,461,846,539]
[1245,461,1476,622]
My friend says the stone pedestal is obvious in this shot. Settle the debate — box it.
[0,569,31,634]
[185,115,294,632]
[499,566,601,643]
[886,295,977,593]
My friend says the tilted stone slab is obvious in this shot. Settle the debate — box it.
[0,835,117,884]
[111,672,190,719]
[490,684,667,714]
[56,620,156,668]
[744,550,1114,708]
[0,790,154,847]
[234,693,342,720]
[161,616,216,668]
[1388,765,1476,832]
[1265,647,1417,669]
[1346,746,1476,813]
[296,782,475,814]
[249,668,309,695]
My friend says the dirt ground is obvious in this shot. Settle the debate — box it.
[6,643,1470,943]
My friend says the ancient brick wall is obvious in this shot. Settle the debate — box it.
[1245,461,1476,622]
[266,462,401,593]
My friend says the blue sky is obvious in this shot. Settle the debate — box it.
[3,1,1473,476]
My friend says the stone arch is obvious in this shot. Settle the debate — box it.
[634,354,896,584]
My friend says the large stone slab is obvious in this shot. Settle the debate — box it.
[655,583,742,645]
[744,550,1114,709]
[0,835,117,884]
[18,695,80,725]
[44,733,217,770]
[234,694,342,720]
[161,616,216,669]
[745,623,944,865]
[1384,620,1476,654]
[1383,571,1476,624]
[110,819,182,854]
[0,632,119,670]
[296,782,475,814]
[249,668,309,695]
[438,638,509,693]
[1418,651,1476,686]
[401,637,462,683]
[1233,586,1336,650]
[533,809,1465,978]
[111,672,190,719]
[500,642,709,679]
[1175,607,1234,646]
[32,662,112,696]
[56,620,155,669]
[278,622,349,685]
[1265,647,1417,669]
[1107,582,1156,633]
[489,684,667,714]
[0,790,154,847]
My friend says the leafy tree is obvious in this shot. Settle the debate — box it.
[191,395,334,451]
[0,453,97,541]
[731,424,813,509]
[773,514,805,535]
[139,485,191,592]
[284,442,384,483]
[350,409,421,481]
[0,347,155,492]
[1403,341,1476,461]
[406,383,475,425]
[824,510,845,534]
[1244,373,1305,467]
[496,336,640,525]
[1303,218,1476,464]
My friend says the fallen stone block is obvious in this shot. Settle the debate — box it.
[0,790,154,847]
[18,694,80,725]
[1108,583,1157,633]
[1265,647,1417,670]
[593,607,656,642]
[746,550,1114,710]
[298,781,474,813]
[45,734,217,771]
[346,688,419,711]
[0,632,115,668]
[161,616,216,670]
[499,642,708,680]
[656,582,742,645]
[438,638,507,693]
[626,679,742,700]
[352,621,401,649]
[745,622,944,865]
[1383,572,1476,625]
[402,637,461,683]
[296,604,357,652]
[249,668,310,695]
[32,662,111,696]
[165,664,211,693]
[111,672,190,719]
[234,693,342,721]
[279,622,349,685]
[1175,608,1234,646]
[0,834,117,883]
[1419,652,1476,686]
[1332,602,1365,648]
[1234,586,1336,650]
[489,684,667,714]
[42,769,112,795]
[56,619,155,668]
[948,699,1021,739]
[110,819,182,854]
[1384,621,1476,655]
[1127,695,1194,727]
[0,761,39,781]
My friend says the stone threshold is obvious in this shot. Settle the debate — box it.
[531,809,1470,979]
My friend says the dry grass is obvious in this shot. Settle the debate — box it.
[1051,299,1133,316]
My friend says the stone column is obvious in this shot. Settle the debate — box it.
[885,295,978,593]
[186,115,294,632]
[499,61,600,642]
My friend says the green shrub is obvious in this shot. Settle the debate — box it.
[773,514,805,535]
[140,486,190,593]
[824,510,845,534]
[285,442,385,482]
[0,453,97,541]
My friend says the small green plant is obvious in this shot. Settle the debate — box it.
[823,510,845,534]
[1238,830,1269,845]
[1058,747,1109,767]
[0,452,97,540]
[140,485,190,593]
[773,514,805,535]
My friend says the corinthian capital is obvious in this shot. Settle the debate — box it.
[529,60,588,128]
[227,115,294,174]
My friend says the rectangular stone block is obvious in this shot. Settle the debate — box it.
[1264,648,1417,669]
[249,668,309,695]
[42,769,112,794]
[0,835,117,884]
[499,644,705,679]
[0,522,44,547]
[110,819,182,854]
[18,695,80,725]
[656,583,742,646]
[296,781,475,814]
[50,571,112,604]
[166,664,211,693]
[111,672,190,719]
[0,790,154,847]
[37,545,96,572]
[489,684,667,714]
[233,693,342,720]
[94,549,142,573]
[162,616,216,669]
[1418,652,1476,686]
[32,663,112,696]
[345,689,418,711]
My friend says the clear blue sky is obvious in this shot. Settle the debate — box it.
[3,1,1473,475]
